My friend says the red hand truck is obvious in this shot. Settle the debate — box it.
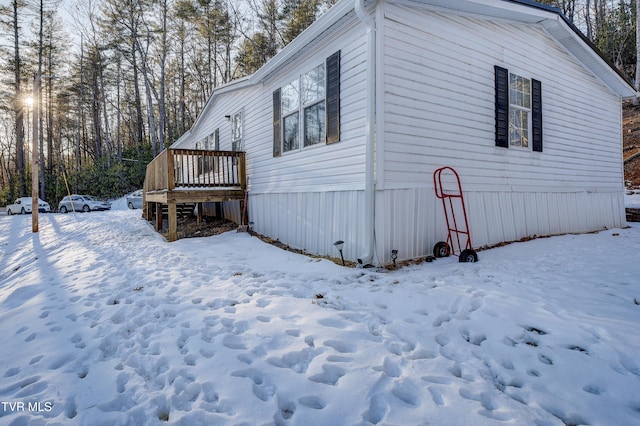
[433,166,478,263]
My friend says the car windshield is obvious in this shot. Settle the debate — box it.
[84,196,98,201]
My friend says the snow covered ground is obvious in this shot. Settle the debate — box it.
[0,200,639,426]
[626,189,640,208]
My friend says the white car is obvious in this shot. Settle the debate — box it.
[58,194,111,213]
[126,189,143,209]
[6,197,51,215]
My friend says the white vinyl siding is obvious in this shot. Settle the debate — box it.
[250,22,368,194]
[381,4,623,193]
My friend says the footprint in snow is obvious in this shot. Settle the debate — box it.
[308,364,346,385]
[318,318,349,329]
[373,357,401,378]
[432,313,451,327]
[222,335,247,350]
[391,378,420,406]
[362,393,388,424]
[275,397,296,422]
[428,386,445,406]
[298,395,326,409]
[267,347,322,374]
[323,339,357,354]
[4,367,20,377]
[231,368,275,401]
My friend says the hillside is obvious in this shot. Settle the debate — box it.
[623,102,640,188]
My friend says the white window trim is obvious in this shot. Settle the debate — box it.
[281,63,327,155]
[508,72,532,149]
[232,110,244,152]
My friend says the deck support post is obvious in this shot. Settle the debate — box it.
[197,202,203,224]
[168,201,178,242]
[145,202,152,221]
[155,203,163,231]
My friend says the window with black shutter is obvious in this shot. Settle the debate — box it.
[495,66,543,152]
[326,50,340,144]
[273,89,281,157]
[495,66,509,148]
[273,51,341,157]
[531,79,543,152]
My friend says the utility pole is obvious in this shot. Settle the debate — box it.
[32,73,40,233]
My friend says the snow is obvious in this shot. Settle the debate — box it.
[626,190,640,208]
[1,200,639,426]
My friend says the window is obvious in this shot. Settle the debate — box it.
[509,74,530,147]
[214,128,220,150]
[232,112,243,152]
[282,80,300,152]
[495,65,543,152]
[280,65,325,153]
[302,65,326,147]
[273,51,340,157]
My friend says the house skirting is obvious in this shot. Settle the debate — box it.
[221,189,625,266]
[376,188,626,264]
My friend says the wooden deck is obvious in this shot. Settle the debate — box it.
[143,148,246,241]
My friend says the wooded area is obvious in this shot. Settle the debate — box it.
[0,0,637,207]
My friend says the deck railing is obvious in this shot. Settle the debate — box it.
[145,148,246,192]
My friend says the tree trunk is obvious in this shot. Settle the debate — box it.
[77,35,84,174]
[137,37,158,157]
[132,36,145,148]
[38,0,46,200]
[635,0,640,102]
[12,0,26,197]
[159,0,168,150]
[99,51,112,166]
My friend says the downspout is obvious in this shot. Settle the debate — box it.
[355,0,376,266]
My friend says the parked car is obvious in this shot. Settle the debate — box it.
[6,197,51,215]
[126,189,143,209]
[58,195,111,213]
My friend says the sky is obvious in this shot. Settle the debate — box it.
[0,197,638,425]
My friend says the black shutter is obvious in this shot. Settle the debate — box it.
[532,78,543,152]
[495,65,509,148]
[214,128,219,150]
[273,89,281,157]
[326,50,341,144]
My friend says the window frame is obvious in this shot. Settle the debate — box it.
[273,51,340,158]
[508,73,531,149]
[494,65,543,153]
[231,110,243,152]
[280,63,327,154]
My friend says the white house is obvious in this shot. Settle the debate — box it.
[168,0,637,265]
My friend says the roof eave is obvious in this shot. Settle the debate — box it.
[541,16,636,98]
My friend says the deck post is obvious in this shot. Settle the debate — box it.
[155,203,163,231]
[145,201,152,221]
[168,201,178,242]
[197,202,203,224]
[167,149,176,190]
